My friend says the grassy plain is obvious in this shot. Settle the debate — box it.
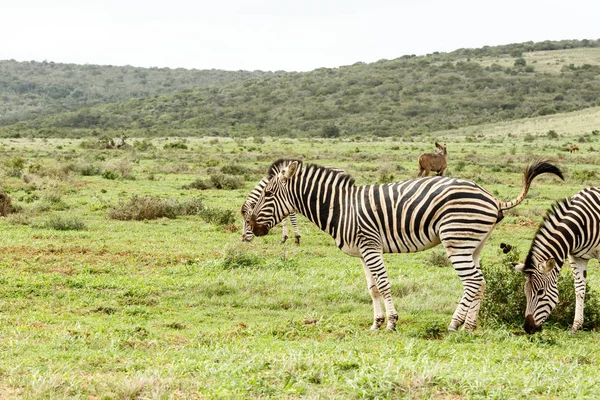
[1,107,600,398]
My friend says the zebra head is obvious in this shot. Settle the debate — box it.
[240,201,255,242]
[514,256,560,334]
[250,160,300,237]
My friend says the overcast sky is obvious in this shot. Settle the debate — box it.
[2,0,599,72]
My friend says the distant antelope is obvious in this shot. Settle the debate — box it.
[417,142,447,177]
[566,144,579,153]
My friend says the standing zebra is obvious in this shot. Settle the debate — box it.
[241,176,301,244]
[514,187,600,334]
[248,159,563,331]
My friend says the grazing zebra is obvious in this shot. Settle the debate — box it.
[248,159,563,331]
[241,176,301,244]
[514,187,600,334]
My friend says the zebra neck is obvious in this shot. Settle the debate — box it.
[290,167,354,239]
[530,219,578,268]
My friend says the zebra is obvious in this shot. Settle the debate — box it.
[248,159,563,331]
[514,187,600,334]
[241,175,301,244]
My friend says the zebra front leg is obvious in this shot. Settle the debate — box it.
[361,249,398,331]
[281,217,289,243]
[289,212,301,245]
[570,256,588,333]
[360,259,384,330]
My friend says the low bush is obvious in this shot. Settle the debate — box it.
[107,195,203,221]
[424,250,451,268]
[481,245,600,331]
[0,188,13,216]
[199,207,236,225]
[38,214,86,231]
[182,173,243,190]
[164,141,188,150]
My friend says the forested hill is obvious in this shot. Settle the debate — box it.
[0,60,272,125]
[2,39,600,138]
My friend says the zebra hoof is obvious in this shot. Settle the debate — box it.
[281,235,288,244]
[447,320,460,332]
[294,235,301,245]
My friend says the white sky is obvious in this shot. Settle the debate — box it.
[2,0,599,72]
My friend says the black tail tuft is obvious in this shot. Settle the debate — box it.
[525,160,564,183]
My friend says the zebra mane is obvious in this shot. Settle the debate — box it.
[524,196,573,271]
[266,159,355,186]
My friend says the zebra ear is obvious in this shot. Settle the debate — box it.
[435,142,441,148]
[543,258,557,274]
[281,161,299,181]
[513,263,526,273]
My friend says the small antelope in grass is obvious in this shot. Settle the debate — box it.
[417,142,447,177]
[566,144,580,153]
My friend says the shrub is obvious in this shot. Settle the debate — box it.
[424,250,451,268]
[547,130,559,139]
[164,141,188,150]
[102,169,119,180]
[209,173,243,190]
[572,169,596,183]
[481,245,600,330]
[218,247,264,269]
[107,195,203,220]
[39,215,86,231]
[199,206,236,225]
[220,164,246,175]
[0,188,13,216]
[182,178,213,190]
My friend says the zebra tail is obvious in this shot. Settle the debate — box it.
[499,160,564,211]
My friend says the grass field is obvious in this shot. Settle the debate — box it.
[1,107,600,398]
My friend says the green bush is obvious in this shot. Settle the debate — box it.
[38,214,86,231]
[164,141,188,150]
[210,173,243,190]
[424,250,451,268]
[199,206,236,225]
[107,195,203,221]
[218,247,264,269]
[102,169,119,180]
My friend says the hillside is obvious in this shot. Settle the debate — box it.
[0,60,272,126]
[1,39,600,138]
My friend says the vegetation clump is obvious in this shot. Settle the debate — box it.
[107,195,204,220]
[37,214,86,231]
[182,173,243,190]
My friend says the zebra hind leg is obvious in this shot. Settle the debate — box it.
[360,250,398,331]
[463,239,489,331]
[443,246,484,332]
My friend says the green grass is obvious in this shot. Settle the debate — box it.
[1,111,600,398]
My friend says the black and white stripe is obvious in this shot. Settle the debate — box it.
[249,159,563,331]
[515,187,600,333]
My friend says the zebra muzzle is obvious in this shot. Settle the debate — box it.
[523,314,542,334]
[250,215,269,237]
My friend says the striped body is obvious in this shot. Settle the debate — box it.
[250,159,563,331]
[516,187,600,333]
[241,176,301,244]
